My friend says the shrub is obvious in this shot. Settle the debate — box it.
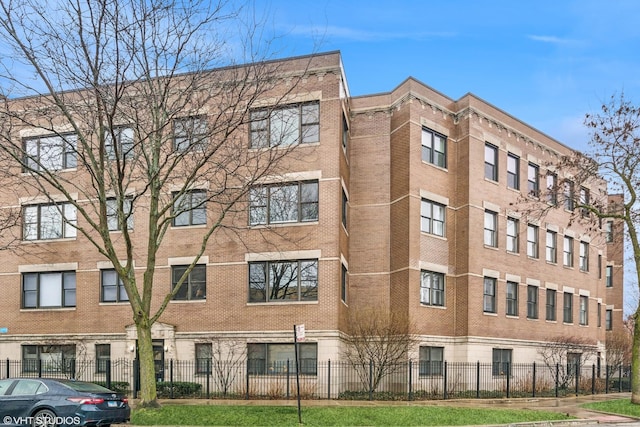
[93,381,130,394]
[156,381,202,398]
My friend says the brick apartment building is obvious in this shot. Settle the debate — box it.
[0,51,624,375]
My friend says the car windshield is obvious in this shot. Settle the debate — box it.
[58,380,114,393]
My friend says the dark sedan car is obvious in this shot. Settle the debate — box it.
[0,378,130,427]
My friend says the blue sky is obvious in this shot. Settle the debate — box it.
[266,0,640,153]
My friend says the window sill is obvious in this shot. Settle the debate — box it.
[21,237,76,244]
[483,311,498,317]
[483,245,499,250]
[421,232,447,241]
[21,168,77,176]
[247,300,319,306]
[421,160,448,172]
[506,315,519,319]
[248,141,320,151]
[250,221,319,229]
[420,304,446,310]
[170,299,207,304]
[99,302,130,306]
[171,224,207,229]
[20,307,76,312]
[506,251,520,256]
[526,317,539,321]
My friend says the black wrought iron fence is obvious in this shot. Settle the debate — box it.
[0,358,631,401]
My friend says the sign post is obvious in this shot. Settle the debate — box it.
[293,324,305,424]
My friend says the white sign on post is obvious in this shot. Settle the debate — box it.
[295,324,305,342]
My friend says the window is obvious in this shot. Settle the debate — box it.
[580,187,590,217]
[546,172,558,205]
[506,153,519,189]
[605,221,614,243]
[421,270,445,307]
[195,343,212,374]
[606,265,613,287]
[527,285,538,319]
[527,224,539,258]
[483,277,496,313]
[546,289,556,321]
[419,346,444,376]
[106,197,133,231]
[484,210,498,247]
[563,292,573,323]
[22,271,76,308]
[172,190,206,226]
[22,345,75,374]
[105,127,134,160]
[95,344,110,374]
[598,255,602,279]
[341,264,348,303]
[249,260,318,302]
[342,114,349,153]
[250,102,319,148]
[101,269,129,303]
[341,188,348,229]
[420,199,446,237]
[528,163,540,197]
[492,348,512,376]
[247,343,317,375]
[563,180,575,211]
[597,303,602,327]
[484,143,498,181]
[23,203,77,240]
[605,309,613,330]
[546,230,557,263]
[249,181,319,226]
[579,242,589,272]
[174,116,207,151]
[422,128,447,168]
[579,295,588,326]
[563,236,574,267]
[171,265,206,300]
[567,352,581,376]
[506,281,518,316]
[506,217,519,253]
[23,133,77,171]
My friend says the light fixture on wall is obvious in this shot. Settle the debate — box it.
[129,345,135,353]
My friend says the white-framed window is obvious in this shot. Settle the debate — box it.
[579,295,588,326]
[546,172,558,206]
[506,281,518,316]
[174,116,208,151]
[605,220,614,243]
[546,289,556,321]
[249,102,320,148]
[249,181,318,226]
[483,277,496,313]
[606,265,613,287]
[507,153,519,189]
[95,344,111,374]
[172,265,206,300]
[100,269,129,303]
[249,259,318,302]
[172,190,206,226]
[248,343,317,375]
[579,241,589,272]
[421,199,446,237]
[546,230,557,263]
[195,343,213,374]
[527,285,538,319]
[422,128,447,168]
[528,163,539,197]
[563,180,575,211]
[341,264,348,303]
[492,348,512,376]
[22,345,75,374]
[22,271,76,308]
[341,188,348,229]
[527,224,539,258]
[563,292,573,323]
[23,133,77,172]
[484,143,498,181]
[563,236,574,267]
[420,270,445,307]
[105,127,134,160]
[484,210,498,247]
[23,203,77,240]
[605,309,612,330]
[506,217,519,253]
[106,197,133,231]
[580,187,590,217]
[419,346,444,376]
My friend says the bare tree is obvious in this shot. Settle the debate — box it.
[0,0,313,407]
[342,306,417,393]
[538,335,598,389]
[210,337,246,397]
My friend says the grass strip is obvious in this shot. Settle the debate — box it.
[583,398,640,418]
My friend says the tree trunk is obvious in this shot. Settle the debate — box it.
[631,309,640,404]
[136,323,160,408]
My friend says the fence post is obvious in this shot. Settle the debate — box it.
[476,361,480,399]
[574,362,579,396]
[169,359,174,399]
[619,366,623,392]
[368,360,373,401]
[5,358,8,379]
[532,362,536,398]
[38,358,42,378]
[443,361,448,400]
[605,365,610,394]
[555,363,559,398]
[245,359,249,400]
[286,359,290,400]
[327,359,331,400]
[408,359,413,401]
[505,363,510,398]
[106,359,112,390]
[133,358,139,399]
[591,364,595,394]
[206,360,210,399]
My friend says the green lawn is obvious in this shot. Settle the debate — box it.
[131,404,571,426]
[583,398,640,418]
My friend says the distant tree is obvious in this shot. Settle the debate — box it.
[538,335,598,389]
[0,0,312,407]
[342,306,417,393]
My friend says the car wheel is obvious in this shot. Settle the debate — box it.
[32,409,57,427]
